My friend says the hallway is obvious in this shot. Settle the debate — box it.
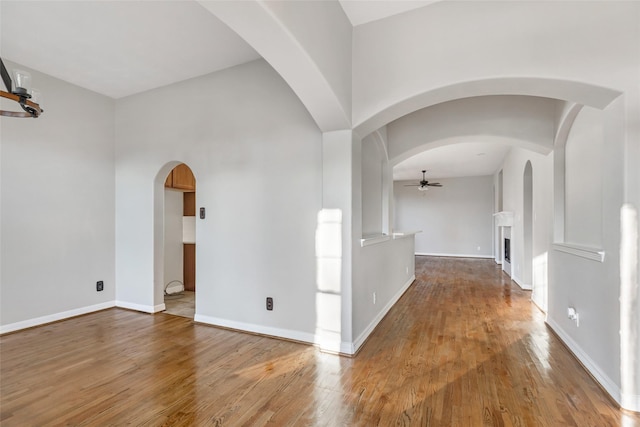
[0,257,635,425]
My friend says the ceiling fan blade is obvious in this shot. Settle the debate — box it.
[427,183,442,187]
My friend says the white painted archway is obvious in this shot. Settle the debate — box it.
[153,161,199,312]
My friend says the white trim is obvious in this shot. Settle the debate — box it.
[194,274,415,356]
[0,301,115,334]
[546,317,622,407]
[511,275,532,291]
[339,341,355,355]
[621,393,640,413]
[360,234,391,247]
[416,252,494,259]
[493,211,514,226]
[392,230,421,239]
[553,243,605,262]
[116,300,165,313]
[360,231,421,246]
[194,314,357,354]
[194,314,319,347]
[531,297,547,314]
[352,275,415,353]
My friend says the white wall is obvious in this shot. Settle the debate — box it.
[361,133,384,237]
[353,1,635,134]
[352,235,416,351]
[547,96,627,405]
[115,59,323,340]
[495,95,633,408]
[0,62,115,331]
[350,124,417,354]
[564,106,604,248]
[163,189,183,290]
[496,148,554,297]
[394,176,493,258]
[319,130,358,351]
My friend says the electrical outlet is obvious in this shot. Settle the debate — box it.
[266,297,273,311]
[96,281,104,292]
[568,307,579,326]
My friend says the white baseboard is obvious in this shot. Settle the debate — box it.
[115,300,165,313]
[0,301,115,334]
[339,341,356,355]
[511,275,532,290]
[622,392,640,413]
[546,317,622,407]
[194,314,356,355]
[195,275,416,355]
[352,275,416,354]
[531,296,547,314]
[195,314,317,345]
[416,252,494,259]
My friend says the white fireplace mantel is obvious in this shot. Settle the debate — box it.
[493,211,514,227]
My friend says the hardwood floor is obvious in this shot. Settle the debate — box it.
[1,256,638,426]
[164,290,195,318]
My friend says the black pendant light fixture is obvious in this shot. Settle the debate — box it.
[0,57,43,118]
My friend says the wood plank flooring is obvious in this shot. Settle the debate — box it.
[164,290,195,318]
[1,256,638,426]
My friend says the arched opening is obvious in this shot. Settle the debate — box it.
[355,77,622,138]
[393,142,496,259]
[361,130,390,238]
[158,163,197,318]
[523,161,533,288]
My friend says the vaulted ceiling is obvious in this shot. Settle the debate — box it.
[1,1,260,99]
[1,1,438,99]
[2,1,632,182]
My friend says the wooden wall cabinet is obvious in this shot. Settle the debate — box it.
[183,192,196,216]
[165,164,195,191]
[183,185,196,291]
[183,244,196,292]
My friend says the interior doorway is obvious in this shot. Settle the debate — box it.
[163,163,196,318]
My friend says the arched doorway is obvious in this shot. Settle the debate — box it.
[523,161,533,288]
[162,163,196,318]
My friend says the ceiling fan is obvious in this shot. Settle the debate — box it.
[405,170,442,191]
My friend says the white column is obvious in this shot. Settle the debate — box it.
[315,130,360,353]
[620,89,640,412]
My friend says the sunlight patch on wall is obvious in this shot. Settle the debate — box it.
[315,209,343,352]
[532,252,548,313]
[620,204,639,410]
